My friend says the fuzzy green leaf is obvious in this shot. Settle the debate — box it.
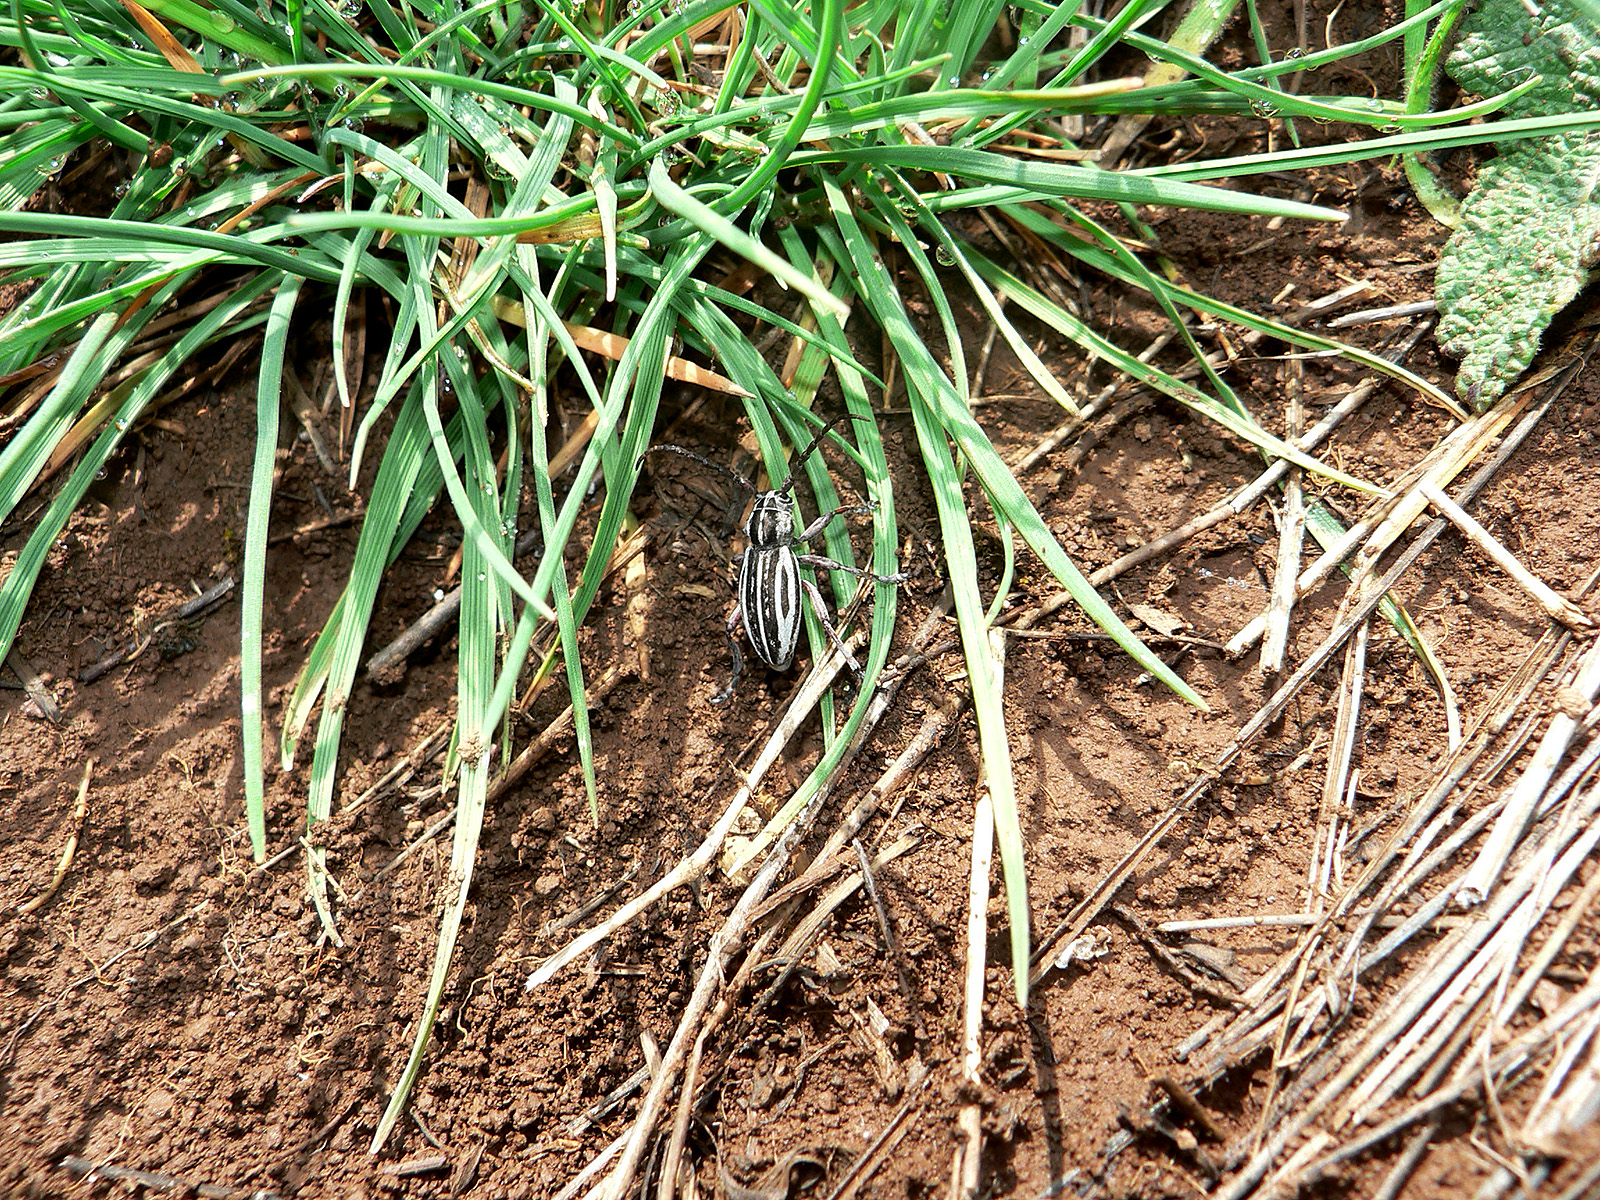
[1434,0,1600,409]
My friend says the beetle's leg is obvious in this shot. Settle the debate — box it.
[799,579,863,677]
[712,602,745,706]
[794,501,875,545]
[795,553,910,585]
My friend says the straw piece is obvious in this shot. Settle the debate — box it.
[1457,635,1600,907]
[1417,479,1594,630]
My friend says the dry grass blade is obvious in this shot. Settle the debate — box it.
[591,781,833,1200]
[524,641,857,992]
[1456,633,1600,906]
[576,602,955,1199]
[1170,615,1600,1196]
[1417,479,1595,631]
[1061,344,1600,1197]
[1259,359,1306,675]
[17,757,92,916]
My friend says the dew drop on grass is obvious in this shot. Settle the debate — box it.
[935,245,955,267]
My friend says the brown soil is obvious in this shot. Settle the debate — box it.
[4,7,1599,1200]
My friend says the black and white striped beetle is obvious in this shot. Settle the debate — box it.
[641,415,907,704]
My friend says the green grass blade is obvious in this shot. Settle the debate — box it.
[800,144,1348,221]
[241,273,300,864]
[962,250,1387,494]
[0,271,270,666]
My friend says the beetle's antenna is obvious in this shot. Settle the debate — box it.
[776,412,867,498]
[638,445,757,498]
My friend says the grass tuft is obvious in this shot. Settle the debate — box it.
[1,0,1584,1139]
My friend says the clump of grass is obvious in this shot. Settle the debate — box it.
[1,0,1574,1148]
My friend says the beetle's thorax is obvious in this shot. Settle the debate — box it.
[745,491,794,548]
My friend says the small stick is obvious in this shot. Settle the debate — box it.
[78,575,237,683]
[285,369,339,476]
[820,1074,931,1200]
[954,630,1004,1200]
[1369,1120,1441,1200]
[854,838,927,1043]
[1008,331,1175,476]
[1150,1075,1227,1144]
[382,1155,450,1177]
[551,1131,627,1200]
[365,412,600,681]
[565,1066,650,1136]
[1325,299,1437,328]
[545,860,642,936]
[60,1156,281,1200]
[18,758,92,917]
[1417,479,1594,631]
[370,808,457,882]
[1274,278,1374,322]
[969,315,1001,403]
[341,720,452,816]
[366,530,542,681]
[1259,359,1306,675]
[1111,904,1241,1008]
[1157,914,1320,932]
[6,650,61,724]
[489,661,632,806]
[1029,782,1200,986]
[266,509,358,546]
